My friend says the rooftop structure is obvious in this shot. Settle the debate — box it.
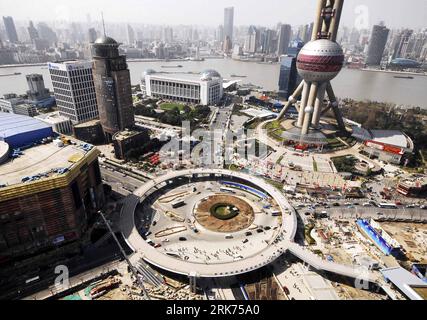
[35,111,73,135]
[144,70,223,106]
[0,112,53,148]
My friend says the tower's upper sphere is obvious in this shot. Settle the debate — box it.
[297,39,344,82]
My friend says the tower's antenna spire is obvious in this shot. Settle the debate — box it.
[101,12,106,36]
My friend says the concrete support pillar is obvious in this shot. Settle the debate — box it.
[277,81,304,121]
[311,82,327,128]
[296,81,310,128]
[326,82,346,132]
[189,272,197,294]
[301,83,318,135]
[312,0,328,40]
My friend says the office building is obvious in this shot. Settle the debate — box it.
[88,28,98,43]
[11,103,38,117]
[91,36,135,141]
[0,94,25,114]
[2,16,19,43]
[144,69,223,106]
[224,7,234,43]
[223,35,232,53]
[26,74,50,101]
[244,26,259,54]
[48,61,99,124]
[278,55,301,100]
[127,25,135,45]
[27,21,39,43]
[277,24,292,56]
[366,24,390,65]
[392,29,413,59]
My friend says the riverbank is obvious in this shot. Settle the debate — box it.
[359,68,427,77]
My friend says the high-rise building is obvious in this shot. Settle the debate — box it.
[91,36,135,141]
[262,29,277,54]
[3,16,19,43]
[277,24,292,56]
[223,35,232,53]
[88,28,98,43]
[244,26,258,53]
[127,24,135,45]
[48,61,99,124]
[278,55,300,99]
[26,74,50,101]
[27,21,39,43]
[216,25,224,43]
[365,24,390,66]
[224,7,234,43]
[163,27,173,43]
[0,113,104,275]
[392,29,413,59]
[37,22,58,46]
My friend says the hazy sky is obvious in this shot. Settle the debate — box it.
[1,0,426,29]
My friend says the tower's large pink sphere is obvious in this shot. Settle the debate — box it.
[297,39,344,82]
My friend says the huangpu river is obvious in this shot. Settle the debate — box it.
[0,58,426,108]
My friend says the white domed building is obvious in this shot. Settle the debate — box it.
[143,68,223,106]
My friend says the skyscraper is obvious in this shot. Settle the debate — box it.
[91,36,135,141]
[27,21,39,43]
[48,61,99,124]
[88,28,98,43]
[365,24,390,66]
[277,24,292,56]
[244,26,258,53]
[3,16,19,43]
[216,25,224,43]
[223,35,232,53]
[224,7,234,43]
[278,56,300,99]
[392,29,413,59]
[262,29,277,54]
[127,25,135,45]
[26,74,50,102]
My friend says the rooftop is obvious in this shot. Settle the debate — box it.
[370,130,410,149]
[145,70,222,83]
[0,112,51,140]
[35,111,73,124]
[0,141,93,187]
[113,129,143,141]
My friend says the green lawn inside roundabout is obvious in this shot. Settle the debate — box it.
[210,203,240,220]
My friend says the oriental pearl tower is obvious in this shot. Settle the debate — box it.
[277,0,346,143]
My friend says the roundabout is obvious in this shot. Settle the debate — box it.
[120,169,297,278]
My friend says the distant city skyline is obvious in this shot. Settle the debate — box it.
[0,0,426,29]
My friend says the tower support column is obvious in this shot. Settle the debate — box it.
[312,82,327,128]
[296,81,310,128]
[301,83,318,135]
